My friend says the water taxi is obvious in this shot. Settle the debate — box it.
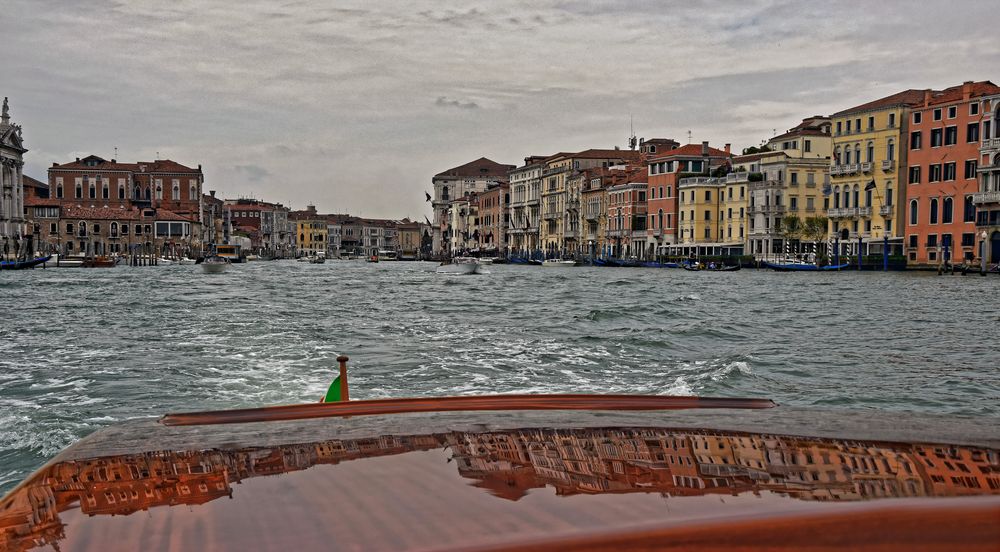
[214,244,246,264]
[201,255,231,274]
[436,256,480,274]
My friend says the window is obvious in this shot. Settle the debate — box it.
[962,233,975,246]
[868,116,875,130]
[804,140,811,152]
[913,112,922,124]
[888,113,896,127]
[790,197,798,210]
[887,140,895,161]
[89,181,96,199]
[855,118,861,132]
[929,164,942,182]
[121,224,129,235]
[56,183,64,198]
[909,166,921,184]
[929,198,939,224]
[943,197,953,224]
[155,179,163,200]
[791,172,798,185]
[50,222,57,233]
[943,162,956,181]
[931,128,942,147]
[704,210,711,220]
[910,131,922,149]
[866,143,874,162]
[964,196,976,222]
[947,106,957,119]
[927,234,938,247]
[909,235,918,248]
[965,160,977,179]
[704,190,711,201]
[944,126,957,146]
[846,120,852,133]
[909,200,918,225]
[970,103,980,116]
[836,121,842,135]
[102,180,109,199]
[933,108,942,121]
[190,181,198,200]
[967,123,980,143]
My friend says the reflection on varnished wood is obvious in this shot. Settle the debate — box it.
[1,427,997,551]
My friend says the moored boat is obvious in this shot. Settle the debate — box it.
[542,259,576,267]
[310,255,326,264]
[765,261,851,271]
[0,255,51,270]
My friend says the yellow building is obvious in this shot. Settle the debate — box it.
[828,90,925,255]
[675,175,746,257]
[295,219,327,255]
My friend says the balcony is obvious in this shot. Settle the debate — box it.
[585,212,601,222]
[542,211,561,220]
[830,165,843,176]
[648,228,663,237]
[860,162,873,173]
[879,205,894,217]
[881,160,894,171]
[981,137,1000,150]
[827,207,870,218]
[607,229,626,238]
[564,230,578,239]
[542,165,568,177]
[973,191,1000,205]
[724,172,749,183]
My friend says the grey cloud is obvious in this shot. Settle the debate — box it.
[435,97,480,110]
[233,164,272,182]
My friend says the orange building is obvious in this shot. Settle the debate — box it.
[905,81,1000,267]
[605,169,648,258]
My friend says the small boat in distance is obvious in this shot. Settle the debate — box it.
[201,255,230,274]
[309,254,326,264]
[542,259,577,267]
[436,256,481,275]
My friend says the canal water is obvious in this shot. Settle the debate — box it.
[1,261,998,493]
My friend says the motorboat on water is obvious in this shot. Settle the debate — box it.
[201,255,231,274]
[310,255,326,264]
[436,256,480,274]
[1,371,996,551]
[542,259,577,267]
[765,261,851,271]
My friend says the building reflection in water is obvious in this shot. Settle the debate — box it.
[1,428,997,550]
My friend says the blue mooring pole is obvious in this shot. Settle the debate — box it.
[857,236,863,271]
[883,234,889,271]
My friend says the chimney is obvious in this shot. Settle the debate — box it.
[75,157,80,162]
[962,81,973,100]
[923,89,932,107]
[724,143,731,155]
[701,141,709,156]
[111,159,116,163]
[210,190,216,198]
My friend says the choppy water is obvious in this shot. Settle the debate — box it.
[2,260,999,493]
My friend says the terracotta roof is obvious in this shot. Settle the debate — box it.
[733,151,788,163]
[770,127,829,141]
[24,195,60,207]
[546,149,641,162]
[649,144,730,161]
[50,155,201,174]
[832,89,927,117]
[434,157,514,179]
[916,81,1000,108]
[23,175,48,190]
[61,206,141,221]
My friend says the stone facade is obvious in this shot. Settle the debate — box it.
[0,98,27,252]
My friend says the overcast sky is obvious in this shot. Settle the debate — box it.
[3,0,998,219]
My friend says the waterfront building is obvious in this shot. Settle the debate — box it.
[339,217,363,257]
[0,98,27,246]
[507,156,546,257]
[225,198,292,257]
[478,182,508,255]
[290,205,327,256]
[828,90,925,258]
[605,169,648,258]
[648,142,731,257]
[431,158,514,256]
[540,149,640,257]
[201,191,226,250]
[741,117,832,259]
[977,92,1000,266]
[396,219,428,260]
[642,139,682,254]
[447,193,479,253]
[580,167,629,259]
[359,219,398,257]
[905,82,1000,267]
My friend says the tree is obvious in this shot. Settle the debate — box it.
[801,216,828,243]
[741,145,772,155]
[781,215,803,245]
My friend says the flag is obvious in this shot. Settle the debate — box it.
[425,191,432,202]
[864,180,876,191]
[322,375,344,402]
[424,215,432,226]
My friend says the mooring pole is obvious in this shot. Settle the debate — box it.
[337,355,350,401]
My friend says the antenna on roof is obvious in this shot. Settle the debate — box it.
[114,146,118,159]
[628,114,637,150]
[687,130,692,144]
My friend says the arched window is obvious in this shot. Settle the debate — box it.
[190,182,198,200]
[854,144,861,164]
[172,180,180,200]
[118,183,126,199]
[658,209,664,230]
[929,198,939,224]
[844,148,851,164]
[56,183,64,199]
[887,139,895,161]
[865,188,873,207]
[441,186,450,200]
[102,180,109,199]
[866,142,874,162]
[78,221,87,236]
[964,195,976,222]
[75,182,82,198]
[110,222,119,237]
[852,185,859,209]
[155,182,163,200]
[942,197,953,224]
[834,186,841,208]
[834,147,841,164]
[909,199,918,225]
[89,181,96,199]
[134,185,141,200]
[844,187,850,208]
[144,187,151,200]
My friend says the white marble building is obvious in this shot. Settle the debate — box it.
[0,98,27,243]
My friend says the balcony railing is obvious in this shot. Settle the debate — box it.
[860,162,873,173]
[542,211,561,220]
[972,191,1000,205]
[981,137,1000,149]
[827,207,871,218]
[879,204,894,216]
[564,230,578,239]
[880,159,893,171]
[542,165,568,176]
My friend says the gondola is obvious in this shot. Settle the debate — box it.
[0,255,51,270]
